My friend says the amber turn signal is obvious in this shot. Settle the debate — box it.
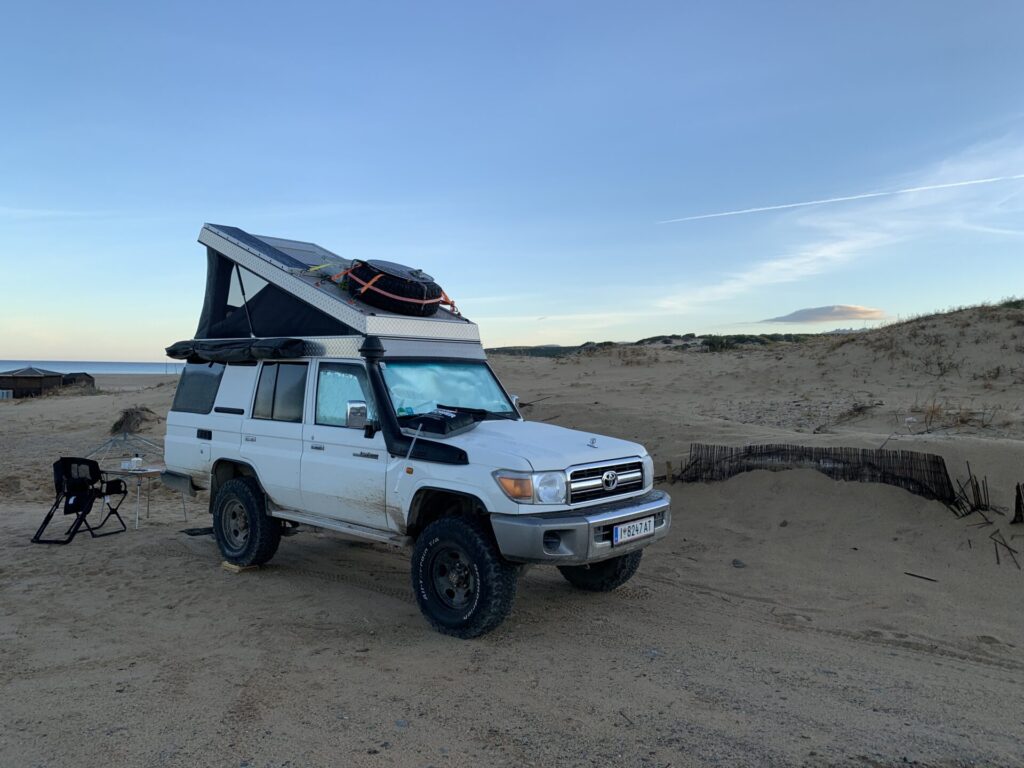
[494,473,533,501]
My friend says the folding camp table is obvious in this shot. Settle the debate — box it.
[104,464,188,529]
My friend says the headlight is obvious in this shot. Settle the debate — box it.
[642,454,654,489]
[534,472,567,504]
[493,469,567,504]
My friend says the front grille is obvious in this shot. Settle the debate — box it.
[569,460,644,504]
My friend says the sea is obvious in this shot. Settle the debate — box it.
[0,360,185,375]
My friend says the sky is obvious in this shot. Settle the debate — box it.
[1,1,1023,360]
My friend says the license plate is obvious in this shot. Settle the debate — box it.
[613,515,655,545]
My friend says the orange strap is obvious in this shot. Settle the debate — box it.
[358,273,385,295]
[345,270,441,305]
[331,263,461,314]
[329,266,354,282]
[440,290,459,315]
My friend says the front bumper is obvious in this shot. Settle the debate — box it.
[489,490,671,564]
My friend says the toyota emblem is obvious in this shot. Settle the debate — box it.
[602,470,619,490]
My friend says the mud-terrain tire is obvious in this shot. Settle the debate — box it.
[411,516,517,638]
[212,477,281,567]
[558,551,642,592]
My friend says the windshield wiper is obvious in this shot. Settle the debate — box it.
[484,410,519,421]
[432,403,518,421]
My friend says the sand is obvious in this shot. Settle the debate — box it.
[1,306,1023,767]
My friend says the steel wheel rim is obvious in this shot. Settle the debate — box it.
[429,544,476,610]
[222,499,250,550]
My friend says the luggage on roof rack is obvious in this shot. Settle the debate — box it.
[343,260,449,317]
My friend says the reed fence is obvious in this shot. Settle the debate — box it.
[678,443,956,504]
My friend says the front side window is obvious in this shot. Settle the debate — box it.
[380,361,515,419]
[252,362,308,422]
[315,363,376,427]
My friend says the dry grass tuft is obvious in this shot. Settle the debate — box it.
[616,346,660,366]
[110,405,160,434]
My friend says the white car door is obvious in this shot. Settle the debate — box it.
[239,361,309,510]
[301,361,388,529]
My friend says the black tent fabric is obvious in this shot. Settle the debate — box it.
[194,249,351,339]
[194,248,234,339]
[166,338,306,364]
[204,282,350,338]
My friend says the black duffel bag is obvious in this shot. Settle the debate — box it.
[344,260,447,317]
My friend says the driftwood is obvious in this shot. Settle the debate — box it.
[951,463,1009,518]
[678,442,956,504]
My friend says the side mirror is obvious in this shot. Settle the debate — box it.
[511,394,520,408]
[346,400,368,430]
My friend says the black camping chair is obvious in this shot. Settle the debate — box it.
[31,457,128,545]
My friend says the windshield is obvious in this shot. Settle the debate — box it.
[380,361,516,418]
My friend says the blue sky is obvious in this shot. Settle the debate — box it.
[2,1,1023,360]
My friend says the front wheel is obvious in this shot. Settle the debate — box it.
[558,550,642,592]
[411,516,518,639]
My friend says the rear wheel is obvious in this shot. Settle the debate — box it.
[411,516,517,638]
[558,550,642,592]
[212,477,281,567]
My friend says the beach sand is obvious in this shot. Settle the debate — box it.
[1,305,1023,766]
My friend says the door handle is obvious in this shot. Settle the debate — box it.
[243,436,256,442]
[310,444,325,451]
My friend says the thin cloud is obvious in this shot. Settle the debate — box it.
[0,206,97,220]
[656,137,1024,313]
[764,305,886,323]
[660,173,1024,223]
[656,232,891,311]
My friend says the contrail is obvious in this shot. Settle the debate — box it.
[661,173,1024,223]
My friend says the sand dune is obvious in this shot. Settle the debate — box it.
[1,305,1022,766]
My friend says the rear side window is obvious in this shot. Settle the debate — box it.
[171,362,225,414]
[252,362,308,422]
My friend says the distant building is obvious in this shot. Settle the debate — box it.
[62,372,96,388]
[0,366,65,398]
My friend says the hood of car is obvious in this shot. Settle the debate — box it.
[444,419,645,471]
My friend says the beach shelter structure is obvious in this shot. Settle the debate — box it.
[62,372,95,388]
[0,366,64,398]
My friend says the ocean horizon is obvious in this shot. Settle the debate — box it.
[0,360,185,375]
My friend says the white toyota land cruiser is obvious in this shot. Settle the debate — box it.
[163,225,671,638]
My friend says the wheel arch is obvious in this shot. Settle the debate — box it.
[209,459,263,512]
[406,486,488,539]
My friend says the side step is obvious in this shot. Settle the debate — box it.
[269,507,412,548]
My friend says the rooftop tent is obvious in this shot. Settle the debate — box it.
[195,227,353,339]
[191,225,479,342]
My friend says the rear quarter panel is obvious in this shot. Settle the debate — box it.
[165,364,254,486]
